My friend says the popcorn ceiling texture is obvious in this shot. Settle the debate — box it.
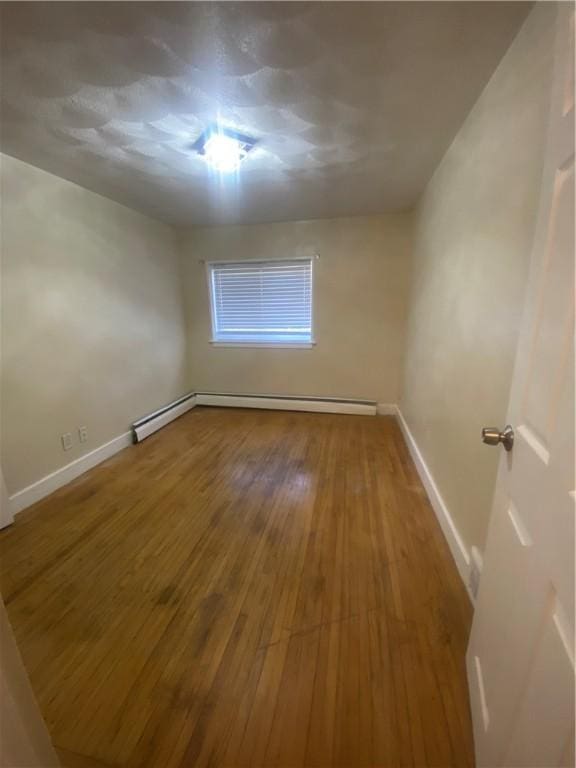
[0,2,529,226]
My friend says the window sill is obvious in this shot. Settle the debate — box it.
[210,341,316,349]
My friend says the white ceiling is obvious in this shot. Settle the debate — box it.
[0,2,530,227]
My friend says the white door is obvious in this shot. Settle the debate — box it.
[467,4,575,767]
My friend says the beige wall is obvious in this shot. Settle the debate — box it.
[179,214,413,403]
[1,155,188,494]
[400,3,555,555]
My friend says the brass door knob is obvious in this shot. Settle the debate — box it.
[482,425,514,452]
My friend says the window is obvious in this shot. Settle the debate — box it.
[208,259,314,346]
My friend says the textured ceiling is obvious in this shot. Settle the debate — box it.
[0,2,530,226]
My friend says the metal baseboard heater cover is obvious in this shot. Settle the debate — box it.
[195,392,377,416]
[132,391,378,442]
[132,393,197,443]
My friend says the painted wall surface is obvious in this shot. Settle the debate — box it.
[400,3,555,554]
[179,214,413,403]
[1,154,187,494]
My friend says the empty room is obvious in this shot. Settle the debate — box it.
[0,2,574,767]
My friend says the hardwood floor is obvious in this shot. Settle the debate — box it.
[0,408,474,767]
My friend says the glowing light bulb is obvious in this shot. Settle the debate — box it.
[203,134,245,173]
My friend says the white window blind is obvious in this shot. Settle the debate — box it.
[208,259,313,345]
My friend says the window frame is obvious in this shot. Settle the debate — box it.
[205,257,316,349]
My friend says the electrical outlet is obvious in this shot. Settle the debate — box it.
[78,426,88,443]
[61,433,73,451]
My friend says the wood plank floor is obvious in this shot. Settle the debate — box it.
[0,408,474,767]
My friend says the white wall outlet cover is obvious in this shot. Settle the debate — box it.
[61,433,73,451]
[78,426,88,443]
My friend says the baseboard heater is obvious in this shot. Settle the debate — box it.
[132,392,197,443]
[132,391,377,442]
[195,392,377,416]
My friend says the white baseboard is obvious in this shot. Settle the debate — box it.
[395,406,472,598]
[195,393,377,416]
[376,403,397,416]
[133,394,197,442]
[9,431,133,516]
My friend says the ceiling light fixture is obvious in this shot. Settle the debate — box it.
[193,126,257,173]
